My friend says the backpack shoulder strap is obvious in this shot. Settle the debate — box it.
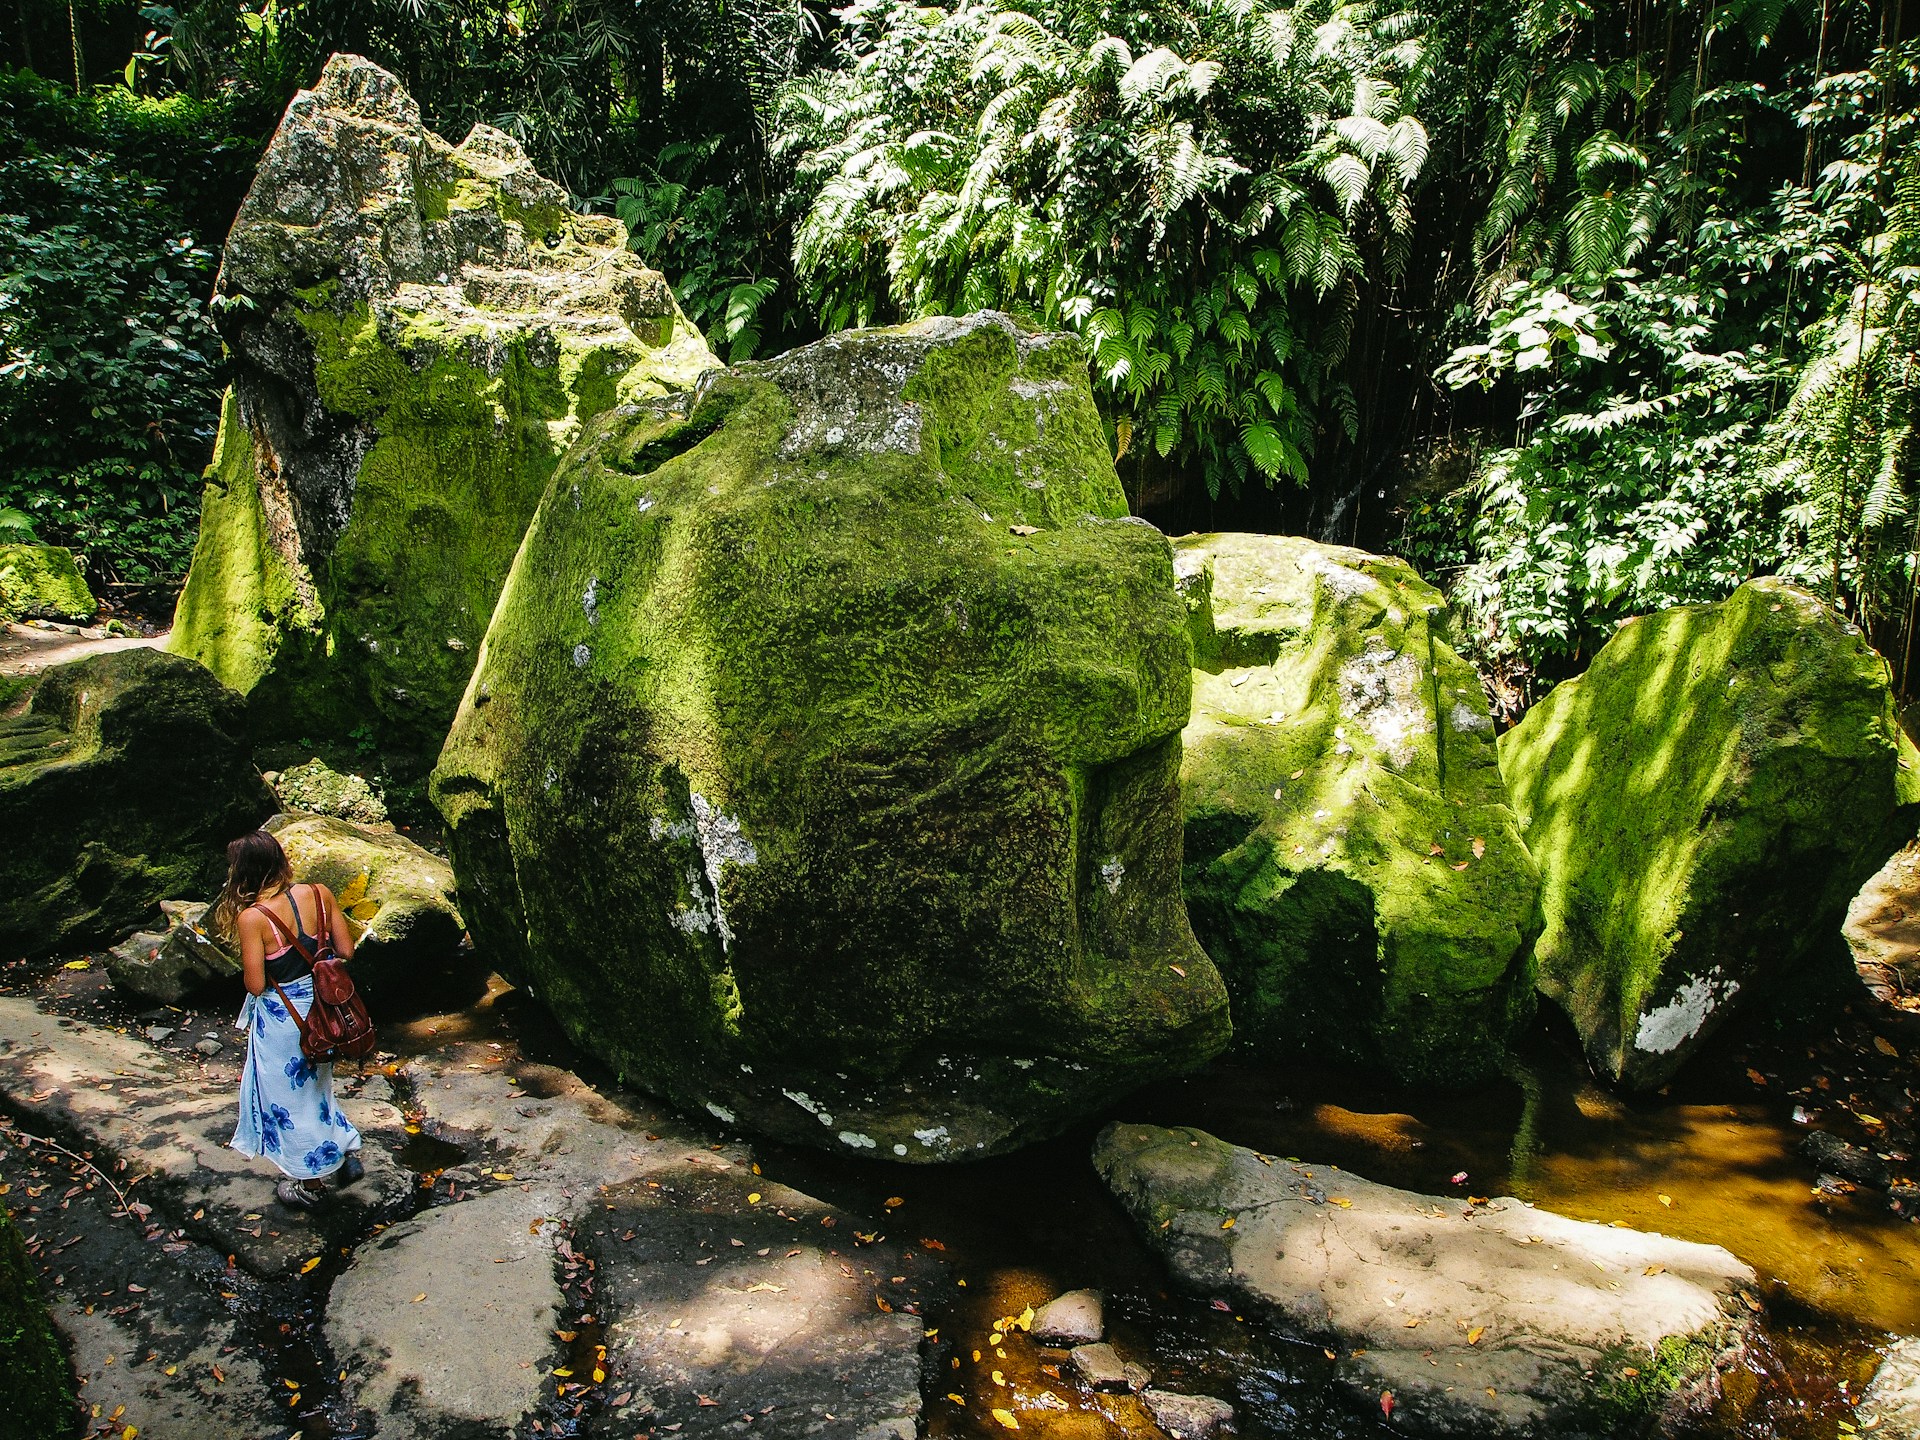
[254,900,316,965]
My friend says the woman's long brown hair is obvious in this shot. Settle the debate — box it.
[212,830,293,940]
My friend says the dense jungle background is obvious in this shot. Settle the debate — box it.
[6,0,1920,709]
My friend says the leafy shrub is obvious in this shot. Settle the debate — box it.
[0,70,251,584]
[778,0,1433,500]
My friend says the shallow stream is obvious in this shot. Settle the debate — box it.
[385,975,1920,1440]
[11,952,1917,1440]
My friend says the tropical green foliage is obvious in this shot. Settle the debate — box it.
[1404,0,1920,693]
[778,0,1433,498]
[0,70,248,583]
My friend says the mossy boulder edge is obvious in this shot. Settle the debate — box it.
[0,648,275,957]
[1176,533,1539,1084]
[168,53,717,766]
[1501,577,1920,1089]
[0,543,95,624]
[433,311,1231,1160]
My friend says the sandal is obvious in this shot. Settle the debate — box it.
[276,1179,320,1210]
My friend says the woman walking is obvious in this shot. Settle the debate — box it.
[214,830,365,1210]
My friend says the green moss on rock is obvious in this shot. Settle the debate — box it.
[0,543,95,623]
[168,55,716,765]
[0,648,276,957]
[433,312,1230,1159]
[263,810,463,998]
[1176,533,1539,1084]
[1501,577,1920,1089]
[0,1202,72,1440]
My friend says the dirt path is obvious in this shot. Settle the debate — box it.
[0,621,164,678]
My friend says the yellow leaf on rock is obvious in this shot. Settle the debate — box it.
[885,1196,905,1209]
[992,1370,1005,1385]
[1331,1197,1353,1208]
[593,1367,606,1383]
[1658,1194,1673,1207]
[992,1408,1020,1430]
[300,1257,322,1274]
[1874,1035,1900,1057]
[1015,1306,1034,1330]
[492,1172,514,1181]
[1467,1326,1485,1345]
[1472,836,1486,859]
[948,1394,966,1405]
[1221,1217,1236,1230]
[411,1293,427,1303]
[1644,1264,1666,1276]
[554,1368,573,1378]
[64,960,89,970]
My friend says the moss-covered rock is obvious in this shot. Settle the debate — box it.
[0,649,276,957]
[273,756,388,824]
[0,543,95,623]
[168,54,717,765]
[1501,578,1920,1089]
[433,311,1230,1160]
[262,811,464,996]
[0,1202,72,1440]
[1176,534,1539,1084]
[0,652,278,960]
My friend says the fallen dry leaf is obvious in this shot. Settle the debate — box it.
[1467,1326,1485,1345]
[300,1257,322,1275]
[1009,524,1039,536]
[991,1408,1020,1430]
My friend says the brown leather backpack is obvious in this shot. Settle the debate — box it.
[259,888,378,1064]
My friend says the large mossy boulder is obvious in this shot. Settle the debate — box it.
[1501,578,1920,1090]
[0,1203,72,1440]
[168,54,717,766]
[263,811,464,996]
[0,543,95,623]
[432,312,1231,1159]
[0,649,275,957]
[1176,534,1539,1084]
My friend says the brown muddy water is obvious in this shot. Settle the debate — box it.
[10,954,1918,1440]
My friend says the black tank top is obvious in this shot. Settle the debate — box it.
[258,887,318,984]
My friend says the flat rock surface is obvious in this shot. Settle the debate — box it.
[1095,1122,1758,1438]
[0,996,411,1274]
[0,987,930,1439]
[328,1187,564,1438]
[0,1121,285,1439]
[1865,1338,1920,1439]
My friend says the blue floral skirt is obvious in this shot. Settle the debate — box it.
[229,977,362,1180]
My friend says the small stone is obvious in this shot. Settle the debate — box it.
[145,1026,174,1044]
[1068,1342,1147,1393]
[1142,1390,1234,1440]
[1031,1288,1104,1345]
[195,1038,223,1057]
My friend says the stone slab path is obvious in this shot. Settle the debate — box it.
[0,992,930,1439]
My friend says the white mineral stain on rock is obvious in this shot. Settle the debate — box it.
[581,576,600,626]
[837,1131,878,1150]
[893,1143,909,1156]
[705,1101,735,1124]
[913,1125,950,1149]
[689,793,757,950]
[1100,858,1126,894]
[1450,699,1494,734]
[571,643,591,668]
[1634,969,1740,1054]
[1338,638,1430,769]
